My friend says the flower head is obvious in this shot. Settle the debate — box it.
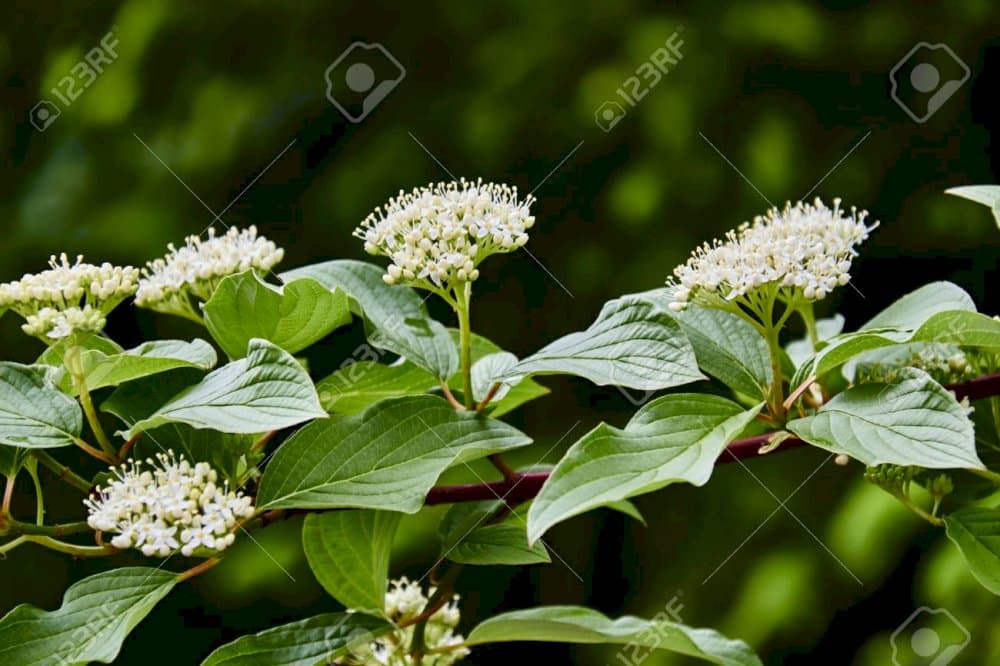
[84,451,255,558]
[667,198,877,311]
[0,254,138,342]
[354,179,535,292]
[336,576,469,665]
[136,226,284,320]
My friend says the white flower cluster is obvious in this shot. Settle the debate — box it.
[22,305,106,341]
[354,179,535,290]
[0,254,138,342]
[135,226,284,319]
[667,198,877,310]
[337,577,469,666]
[84,451,255,558]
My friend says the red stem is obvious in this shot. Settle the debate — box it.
[421,371,1000,505]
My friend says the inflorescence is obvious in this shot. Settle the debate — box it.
[85,451,255,558]
[667,198,878,312]
[337,577,469,665]
[135,226,284,321]
[354,178,535,294]
[0,254,138,343]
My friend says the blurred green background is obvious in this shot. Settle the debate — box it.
[3,1,1000,664]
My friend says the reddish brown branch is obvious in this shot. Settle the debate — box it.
[421,372,1000,505]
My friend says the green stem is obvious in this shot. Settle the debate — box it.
[799,301,820,349]
[896,494,945,527]
[408,563,464,664]
[455,282,475,410]
[763,322,786,421]
[32,451,93,492]
[75,375,117,460]
[1,517,92,537]
[970,467,1000,485]
[0,534,114,557]
[26,462,44,525]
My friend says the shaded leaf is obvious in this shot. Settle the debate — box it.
[302,510,401,613]
[315,361,437,415]
[449,523,550,565]
[200,612,393,666]
[0,567,176,666]
[945,507,1000,595]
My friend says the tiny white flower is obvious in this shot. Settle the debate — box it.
[0,254,138,341]
[666,198,878,312]
[335,577,470,665]
[135,226,284,320]
[85,451,253,559]
[354,179,535,293]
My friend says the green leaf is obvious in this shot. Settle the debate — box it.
[446,331,550,416]
[913,310,1000,352]
[471,351,520,402]
[257,395,532,511]
[507,294,704,390]
[792,283,978,385]
[0,363,82,449]
[945,507,1000,595]
[37,334,123,370]
[281,260,458,379]
[302,510,400,613]
[670,306,772,399]
[861,282,975,332]
[527,394,761,544]
[463,606,762,666]
[0,567,177,665]
[449,523,550,565]
[315,361,437,415]
[787,368,982,468]
[74,339,217,393]
[126,339,325,436]
[102,368,261,482]
[947,185,1000,228]
[786,315,844,368]
[438,500,506,551]
[604,499,647,525]
[0,446,26,478]
[204,272,352,359]
[200,612,393,666]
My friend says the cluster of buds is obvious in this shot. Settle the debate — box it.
[667,198,877,312]
[354,179,535,293]
[0,254,138,343]
[337,577,469,665]
[135,226,284,321]
[855,344,975,386]
[84,451,255,558]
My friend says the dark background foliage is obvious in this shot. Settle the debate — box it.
[2,1,999,663]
